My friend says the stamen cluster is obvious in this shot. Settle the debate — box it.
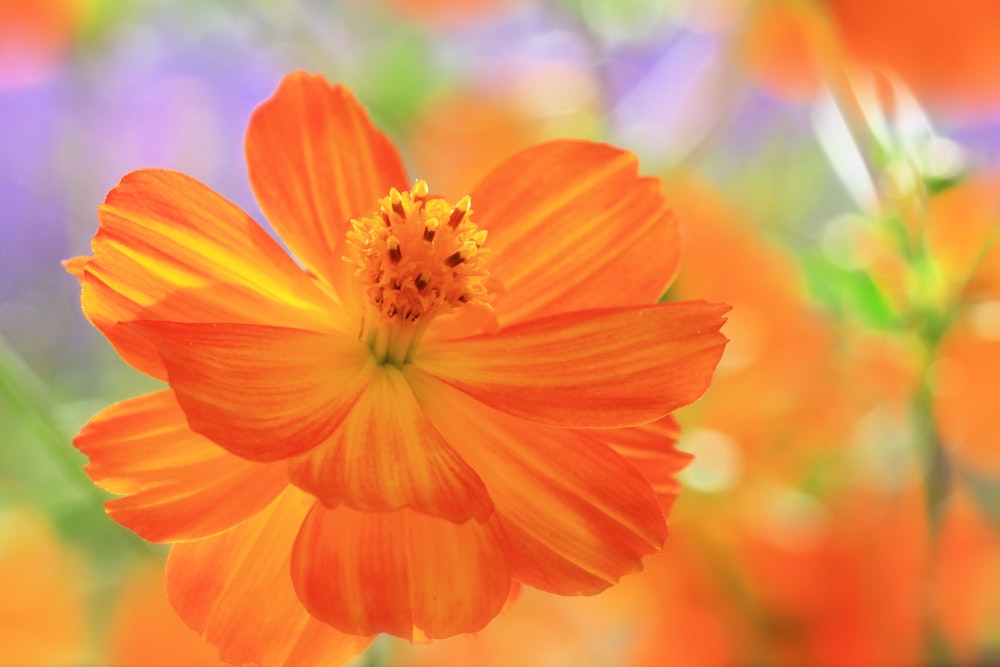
[345,180,492,327]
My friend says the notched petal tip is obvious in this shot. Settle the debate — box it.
[291,505,511,640]
[62,255,89,279]
[73,390,289,544]
[415,300,732,429]
[601,414,694,516]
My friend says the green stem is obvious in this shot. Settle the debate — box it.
[911,340,950,538]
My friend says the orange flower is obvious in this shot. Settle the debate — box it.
[68,72,727,666]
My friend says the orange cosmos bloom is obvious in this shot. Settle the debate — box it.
[68,72,727,666]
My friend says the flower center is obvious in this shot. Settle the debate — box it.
[345,180,492,366]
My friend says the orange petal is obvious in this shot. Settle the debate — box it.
[81,169,338,380]
[414,301,729,429]
[287,364,492,523]
[597,415,692,515]
[74,390,288,543]
[291,505,510,639]
[408,371,668,595]
[126,322,374,462]
[471,140,679,326]
[166,488,372,667]
[245,71,409,294]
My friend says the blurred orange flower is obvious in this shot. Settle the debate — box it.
[663,171,845,477]
[735,486,927,667]
[740,0,839,101]
[107,561,226,667]
[827,0,1000,116]
[68,72,727,666]
[0,0,89,88]
[933,487,1000,663]
[0,505,87,666]
[644,171,930,665]
[629,484,928,667]
[927,171,1000,473]
[935,322,1000,473]
[741,0,1000,115]
[406,91,548,199]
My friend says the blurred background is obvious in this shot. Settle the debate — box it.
[3,0,1000,665]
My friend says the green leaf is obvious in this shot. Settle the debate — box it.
[357,27,443,133]
[800,250,900,330]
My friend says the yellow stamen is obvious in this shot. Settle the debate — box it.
[390,188,405,218]
[386,236,402,263]
[423,218,438,243]
[448,195,471,228]
[345,180,493,366]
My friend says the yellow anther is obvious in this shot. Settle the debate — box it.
[423,218,439,243]
[448,195,472,228]
[386,235,402,263]
[390,188,405,218]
